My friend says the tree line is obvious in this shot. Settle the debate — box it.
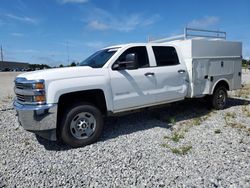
[242,59,250,68]
[59,62,80,68]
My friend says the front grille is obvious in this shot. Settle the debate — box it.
[15,82,33,90]
[16,94,25,102]
[16,94,33,103]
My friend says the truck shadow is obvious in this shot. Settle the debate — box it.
[101,97,250,141]
[36,97,250,151]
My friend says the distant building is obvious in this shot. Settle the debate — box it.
[0,61,29,71]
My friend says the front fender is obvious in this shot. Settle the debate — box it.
[45,76,113,111]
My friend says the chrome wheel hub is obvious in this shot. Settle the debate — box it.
[70,112,96,139]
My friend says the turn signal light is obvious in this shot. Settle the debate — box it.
[34,95,46,103]
[34,83,44,89]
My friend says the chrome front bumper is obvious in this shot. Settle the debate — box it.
[13,101,58,140]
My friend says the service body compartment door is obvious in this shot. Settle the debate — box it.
[233,58,242,89]
[192,58,238,95]
[192,59,211,96]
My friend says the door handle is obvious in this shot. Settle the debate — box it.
[178,69,186,74]
[144,72,155,76]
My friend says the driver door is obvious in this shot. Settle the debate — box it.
[109,46,157,112]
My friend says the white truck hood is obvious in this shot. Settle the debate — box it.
[16,66,105,81]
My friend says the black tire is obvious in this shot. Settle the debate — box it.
[59,103,103,148]
[211,86,228,110]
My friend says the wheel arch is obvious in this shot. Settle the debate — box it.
[211,79,230,94]
[56,89,107,135]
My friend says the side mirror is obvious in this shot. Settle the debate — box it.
[125,53,136,62]
[113,53,138,70]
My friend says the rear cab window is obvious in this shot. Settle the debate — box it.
[152,46,179,66]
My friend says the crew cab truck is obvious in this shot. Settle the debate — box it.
[13,28,242,147]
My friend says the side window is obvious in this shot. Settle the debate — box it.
[116,46,149,68]
[152,46,179,66]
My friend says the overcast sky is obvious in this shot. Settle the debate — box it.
[0,0,249,66]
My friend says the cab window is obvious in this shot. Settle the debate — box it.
[152,46,179,66]
[116,46,149,68]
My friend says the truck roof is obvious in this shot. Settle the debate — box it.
[103,43,148,49]
[104,38,241,60]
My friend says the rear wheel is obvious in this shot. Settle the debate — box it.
[60,103,103,148]
[211,86,228,110]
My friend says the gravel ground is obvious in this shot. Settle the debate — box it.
[0,73,250,187]
[242,69,250,84]
[0,72,21,101]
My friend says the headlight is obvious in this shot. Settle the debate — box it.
[15,78,46,105]
[34,82,45,89]
[34,95,46,104]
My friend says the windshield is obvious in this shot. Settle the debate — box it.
[80,48,118,68]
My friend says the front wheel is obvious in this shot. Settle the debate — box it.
[211,86,228,110]
[60,104,103,148]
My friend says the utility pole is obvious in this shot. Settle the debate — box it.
[66,41,69,65]
[0,45,3,62]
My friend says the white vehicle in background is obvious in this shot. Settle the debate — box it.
[14,28,242,147]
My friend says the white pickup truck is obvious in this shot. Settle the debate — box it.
[14,28,242,147]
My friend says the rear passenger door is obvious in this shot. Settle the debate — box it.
[151,46,188,103]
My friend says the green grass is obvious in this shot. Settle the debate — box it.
[192,117,203,126]
[225,112,236,118]
[170,145,192,155]
[224,112,236,126]
[7,94,13,100]
[223,111,249,133]
[1,94,13,103]
[161,143,170,148]
[233,84,250,98]
[171,132,184,142]
[161,143,192,155]
[242,105,250,117]
[164,131,185,142]
[163,136,170,140]
[229,123,246,129]
[224,114,249,133]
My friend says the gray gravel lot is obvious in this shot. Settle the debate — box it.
[0,71,250,187]
[242,69,250,84]
[0,72,21,101]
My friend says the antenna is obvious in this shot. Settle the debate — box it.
[0,45,3,62]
